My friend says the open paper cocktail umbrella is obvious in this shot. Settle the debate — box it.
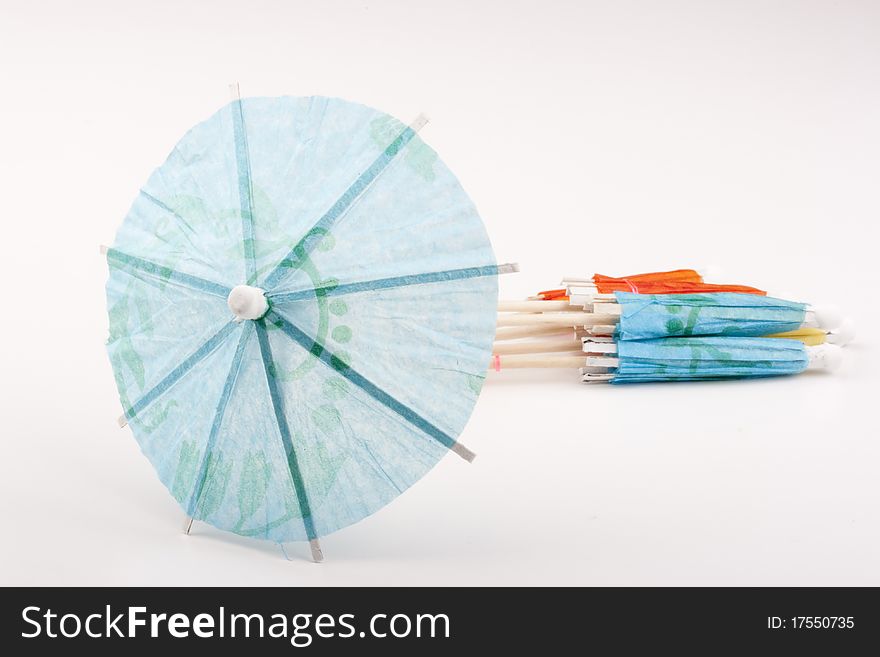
[104,92,513,560]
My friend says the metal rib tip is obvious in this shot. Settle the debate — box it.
[411,113,429,130]
[451,442,476,463]
[309,539,324,563]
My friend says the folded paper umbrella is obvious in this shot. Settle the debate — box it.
[579,336,842,383]
[607,292,840,340]
[534,269,766,302]
[487,334,843,377]
[104,93,512,560]
[591,270,764,295]
[496,292,839,340]
[592,269,703,289]
[767,324,856,346]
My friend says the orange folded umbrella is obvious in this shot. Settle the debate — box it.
[595,280,766,295]
[593,268,703,289]
[536,288,569,300]
[538,269,766,299]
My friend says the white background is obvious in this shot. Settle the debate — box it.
[1,0,878,585]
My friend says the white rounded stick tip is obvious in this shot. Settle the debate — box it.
[227,285,268,321]
[696,263,722,280]
[806,344,843,372]
[811,304,843,330]
[826,318,856,346]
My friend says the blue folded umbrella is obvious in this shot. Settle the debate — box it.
[105,96,502,558]
[614,292,807,341]
[608,336,809,384]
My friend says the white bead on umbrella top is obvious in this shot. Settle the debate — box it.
[227,285,269,321]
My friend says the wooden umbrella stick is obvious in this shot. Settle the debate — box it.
[590,302,623,316]
[494,325,582,341]
[582,341,619,354]
[496,312,618,328]
[490,353,587,369]
[497,300,576,312]
[584,356,621,368]
[491,336,582,355]
[561,277,595,285]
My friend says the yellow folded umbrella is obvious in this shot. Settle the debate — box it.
[766,327,827,346]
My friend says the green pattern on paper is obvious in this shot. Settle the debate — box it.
[317,233,336,252]
[236,450,272,530]
[171,440,199,504]
[312,405,342,433]
[108,295,145,389]
[665,317,684,334]
[199,186,355,383]
[195,451,232,518]
[322,378,349,400]
[332,325,352,343]
[329,299,347,316]
[664,302,702,336]
[108,281,180,435]
[466,373,485,394]
[238,425,348,534]
[370,116,437,182]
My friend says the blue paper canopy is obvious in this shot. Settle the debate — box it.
[609,336,809,384]
[105,96,501,551]
[615,292,806,341]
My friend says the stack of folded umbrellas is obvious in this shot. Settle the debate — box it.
[493,269,854,384]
